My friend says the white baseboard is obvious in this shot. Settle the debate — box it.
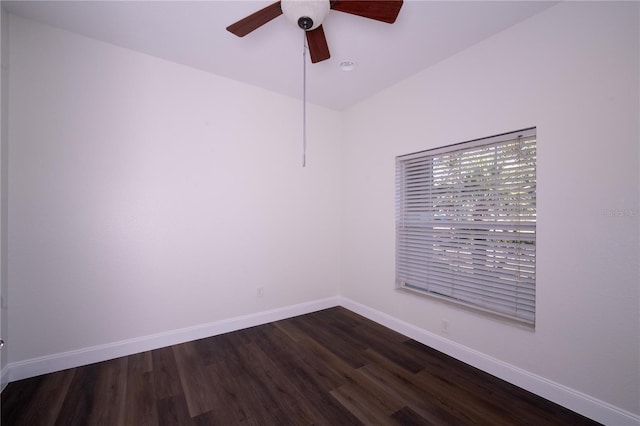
[1,364,8,393]
[338,296,640,426]
[6,296,340,383]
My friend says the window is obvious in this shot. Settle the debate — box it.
[396,128,536,325]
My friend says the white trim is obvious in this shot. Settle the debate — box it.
[338,296,639,426]
[6,296,339,383]
[0,364,8,393]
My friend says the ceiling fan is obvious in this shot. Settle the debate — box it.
[226,0,404,63]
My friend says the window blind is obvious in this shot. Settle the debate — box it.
[396,128,536,325]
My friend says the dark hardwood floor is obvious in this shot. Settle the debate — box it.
[2,307,600,425]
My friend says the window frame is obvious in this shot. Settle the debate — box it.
[395,128,537,326]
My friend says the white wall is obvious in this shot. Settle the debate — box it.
[7,14,343,363]
[341,0,639,417]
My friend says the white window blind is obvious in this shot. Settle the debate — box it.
[396,128,536,325]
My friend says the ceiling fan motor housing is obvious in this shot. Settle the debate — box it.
[281,0,330,31]
[297,16,314,30]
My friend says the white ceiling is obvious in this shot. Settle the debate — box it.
[3,0,557,110]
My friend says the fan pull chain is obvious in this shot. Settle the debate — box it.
[302,33,307,168]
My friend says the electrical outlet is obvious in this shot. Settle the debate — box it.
[257,287,265,298]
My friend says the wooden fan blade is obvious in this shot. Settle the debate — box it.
[330,0,403,24]
[226,1,283,37]
[306,26,331,63]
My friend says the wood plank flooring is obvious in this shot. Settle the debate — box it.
[1,307,600,425]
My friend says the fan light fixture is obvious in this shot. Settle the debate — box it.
[226,1,404,165]
[227,0,403,167]
[281,0,330,31]
[226,0,403,64]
